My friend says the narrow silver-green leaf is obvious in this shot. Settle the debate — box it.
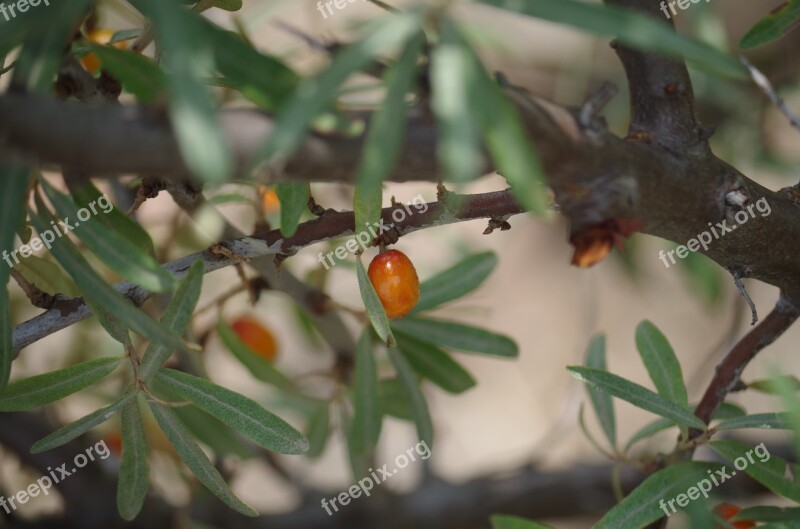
[352,329,382,454]
[716,413,792,431]
[148,401,259,517]
[41,163,173,293]
[354,33,424,235]
[595,462,726,529]
[741,1,800,49]
[737,506,800,523]
[155,368,308,455]
[29,200,186,355]
[412,252,497,313]
[567,366,707,430]
[138,259,204,381]
[275,183,309,237]
[88,44,165,103]
[431,20,482,183]
[0,357,122,411]
[396,331,476,394]
[584,334,616,449]
[356,256,395,347]
[478,0,745,78]
[31,392,135,453]
[710,439,800,502]
[253,9,423,164]
[0,165,29,390]
[635,320,689,409]
[305,403,331,459]
[118,397,149,521]
[388,347,433,447]
[217,320,295,390]
[130,0,232,183]
[390,317,518,358]
[379,378,414,421]
[13,255,80,297]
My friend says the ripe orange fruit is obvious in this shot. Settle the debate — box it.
[367,249,420,319]
[231,317,278,362]
[714,503,756,529]
[81,29,128,74]
[259,186,280,213]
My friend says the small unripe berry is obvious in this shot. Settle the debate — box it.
[231,317,278,362]
[368,249,420,319]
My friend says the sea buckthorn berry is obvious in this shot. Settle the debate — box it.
[231,316,278,362]
[367,249,420,319]
[714,503,756,529]
[81,29,128,74]
[259,186,280,213]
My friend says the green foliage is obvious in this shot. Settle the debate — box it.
[413,251,498,313]
[275,183,309,237]
[583,334,617,450]
[118,397,150,521]
[635,320,689,409]
[352,330,383,454]
[390,317,518,358]
[356,255,396,347]
[216,320,295,389]
[741,1,800,48]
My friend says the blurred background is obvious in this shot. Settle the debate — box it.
[4,0,800,527]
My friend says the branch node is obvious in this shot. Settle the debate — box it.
[483,217,512,235]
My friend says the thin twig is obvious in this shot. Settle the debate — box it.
[741,55,800,133]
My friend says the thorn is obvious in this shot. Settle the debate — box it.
[731,268,758,325]
[578,81,618,129]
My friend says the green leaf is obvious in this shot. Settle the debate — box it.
[84,295,133,346]
[305,403,331,459]
[138,259,204,381]
[478,0,745,78]
[635,320,689,409]
[148,401,258,517]
[353,33,424,235]
[390,317,518,358]
[716,412,792,431]
[209,25,298,110]
[12,0,93,91]
[388,346,433,446]
[491,515,557,529]
[379,378,414,421]
[88,44,165,103]
[155,368,309,455]
[749,375,800,394]
[0,165,30,390]
[29,195,187,355]
[275,183,309,237]
[31,391,135,453]
[352,330,382,454]
[595,462,726,529]
[66,182,156,257]
[356,256,396,347]
[737,506,800,522]
[395,331,476,395]
[118,397,150,521]
[741,1,800,49]
[567,366,707,430]
[152,378,252,459]
[253,9,423,164]
[584,334,616,450]
[130,0,232,183]
[710,439,800,502]
[413,252,497,313]
[216,320,295,390]
[13,255,80,297]
[625,402,745,451]
[0,357,122,411]
[431,19,482,183]
[463,35,548,214]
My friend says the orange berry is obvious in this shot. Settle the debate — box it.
[103,431,122,456]
[259,186,280,213]
[81,29,128,74]
[714,503,756,529]
[231,317,278,362]
[367,249,420,319]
